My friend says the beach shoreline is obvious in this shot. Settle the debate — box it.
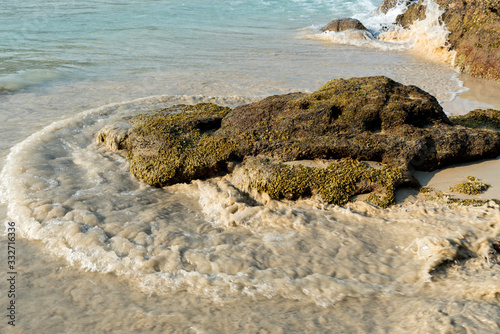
[441,74,500,115]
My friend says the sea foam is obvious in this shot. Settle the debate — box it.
[305,0,456,65]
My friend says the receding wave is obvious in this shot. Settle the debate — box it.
[1,95,499,312]
[0,69,63,94]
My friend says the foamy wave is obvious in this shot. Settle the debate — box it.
[379,0,456,64]
[192,177,309,231]
[356,0,408,29]
[308,28,408,51]
[304,0,456,65]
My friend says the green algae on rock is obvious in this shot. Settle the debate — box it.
[419,186,500,207]
[447,198,500,207]
[236,157,402,207]
[450,109,500,130]
[449,176,491,195]
[124,103,236,187]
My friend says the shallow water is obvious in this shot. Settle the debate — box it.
[1,0,500,332]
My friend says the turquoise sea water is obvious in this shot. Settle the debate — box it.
[0,0,380,92]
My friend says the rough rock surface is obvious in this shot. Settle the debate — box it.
[234,157,402,207]
[378,0,412,14]
[450,109,500,131]
[96,76,500,206]
[379,0,500,80]
[321,18,369,32]
[97,103,235,187]
[214,76,500,173]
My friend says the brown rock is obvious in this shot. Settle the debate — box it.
[378,0,500,80]
[216,76,499,172]
[96,77,500,204]
[321,18,369,32]
[378,0,413,14]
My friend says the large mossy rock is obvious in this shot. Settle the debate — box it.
[214,76,500,172]
[96,76,500,206]
[379,0,500,80]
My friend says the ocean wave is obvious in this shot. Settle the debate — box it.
[304,0,456,65]
[0,69,63,93]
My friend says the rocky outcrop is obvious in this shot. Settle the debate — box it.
[216,76,500,170]
[450,108,500,130]
[379,0,500,80]
[96,76,500,206]
[378,0,413,14]
[321,18,369,33]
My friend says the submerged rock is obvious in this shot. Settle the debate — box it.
[379,0,500,80]
[96,76,500,207]
[321,18,369,33]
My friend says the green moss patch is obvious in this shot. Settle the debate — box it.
[450,109,500,130]
[449,176,491,195]
[127,103,237,187]
[447,198,500,207]
[419,186,434,194]
[241,158,402,207]
[419,186,499,207]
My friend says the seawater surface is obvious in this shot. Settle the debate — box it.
[1,0,499,332]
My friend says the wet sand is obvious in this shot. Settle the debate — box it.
[441,74,500,115]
